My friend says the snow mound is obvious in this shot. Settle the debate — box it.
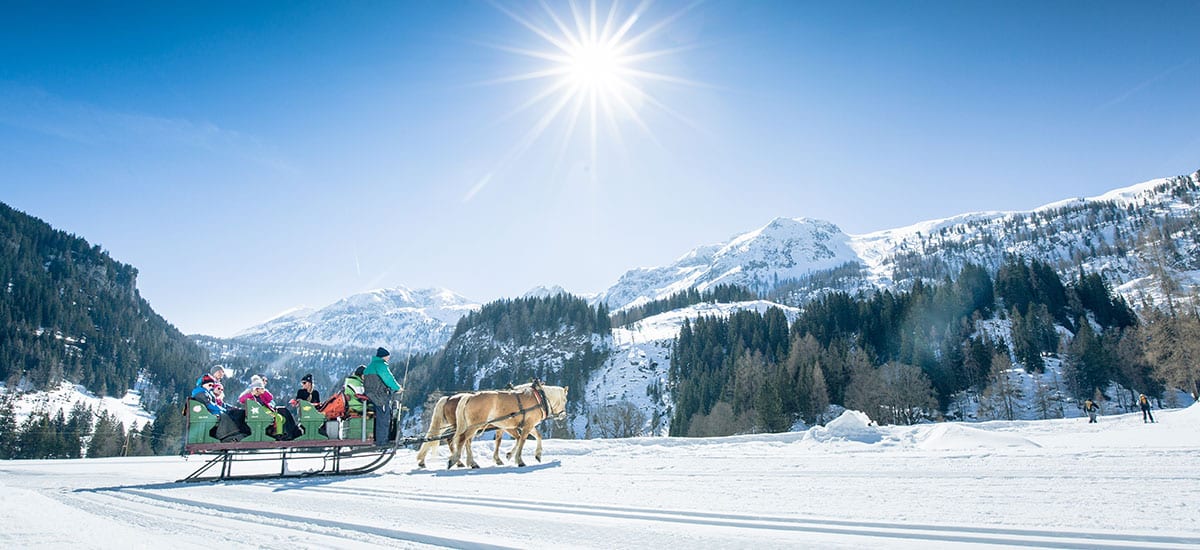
[1173,402,1200,421]
[804,410,882,444]
[919,423,1042,450]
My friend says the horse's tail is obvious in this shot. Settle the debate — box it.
[417,395,452,465]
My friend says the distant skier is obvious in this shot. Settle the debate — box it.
[1083,399,1100,423]
[1138,394,1155,423]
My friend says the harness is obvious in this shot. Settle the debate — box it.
[516,384,551,425]
[448,382,558,438]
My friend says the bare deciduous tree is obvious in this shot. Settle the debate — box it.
[588,400,647,438]
[845,362,938,425]
[980,351,1020,421]
[686,401,754,437]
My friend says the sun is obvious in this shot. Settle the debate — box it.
[480,0,701,185]
[565,41,624,89]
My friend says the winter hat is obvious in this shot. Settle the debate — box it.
[250,374,264,386]
[211,365,225,375]
[251,380,265,390]
[375,347,390,358]
[301,374,313,384]
[200,374,216,386]
[354,365,366,376]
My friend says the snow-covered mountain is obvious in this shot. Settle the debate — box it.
[523,284,571,299]
[600,217,859,311]
[601,170,1200,311]
[233,287,480,353]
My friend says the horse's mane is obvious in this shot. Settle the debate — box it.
[540,384,569,415]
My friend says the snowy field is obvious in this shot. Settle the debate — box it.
[1,406,1198,549]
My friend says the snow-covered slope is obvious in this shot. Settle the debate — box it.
[2,379,155,428]
[601,170,1200,311]
[234,286,480,353]
[849,171,1200,296]
[4,406,1198,548]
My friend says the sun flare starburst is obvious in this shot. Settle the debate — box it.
[566,41,624,89]
[478,0,702,189]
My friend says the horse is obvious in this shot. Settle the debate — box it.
[415,388,543,468]
[448,381,568,469]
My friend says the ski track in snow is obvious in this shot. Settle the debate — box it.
[294,486,1200,549]
[61,488,504,549]
[2,407,1199,549]
[44,480,1200,550]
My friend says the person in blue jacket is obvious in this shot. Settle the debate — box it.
[195,366,227,407]
[190,374,224,415]
[363,347,402,445]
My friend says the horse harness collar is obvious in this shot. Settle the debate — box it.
[514,386,550,431]
[532,385,550,417]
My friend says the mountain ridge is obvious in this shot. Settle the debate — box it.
[228,170,1200,352]
[232,286,480,353]
[600,170,1200,311]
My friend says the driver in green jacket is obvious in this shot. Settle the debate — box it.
[363,347,402,445]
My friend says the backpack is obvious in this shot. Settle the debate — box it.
[319,392,348,420]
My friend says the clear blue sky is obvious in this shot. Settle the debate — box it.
[3,1,1198,337]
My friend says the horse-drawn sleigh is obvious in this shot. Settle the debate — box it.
[179,380,568,482]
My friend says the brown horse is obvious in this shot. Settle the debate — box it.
[415,388,542,468]
[448,382,568,469]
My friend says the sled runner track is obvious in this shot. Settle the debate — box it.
[48,489,406,548]
[80,488,518,550]
[305,486,1200,550]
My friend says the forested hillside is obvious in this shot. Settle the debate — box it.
[395,293,612,429]
[0,202,207,401]
[669,259,1197,436]
[0,202,210,459]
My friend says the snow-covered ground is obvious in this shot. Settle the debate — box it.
[2,405,1197,549]
[3,380,155,428]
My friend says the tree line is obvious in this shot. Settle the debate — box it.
[0,397,183,459]
[668,258,1180,435]
[610,284,758,327]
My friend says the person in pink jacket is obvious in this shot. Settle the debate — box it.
[238,378,301,439]
[238,379,274,407]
